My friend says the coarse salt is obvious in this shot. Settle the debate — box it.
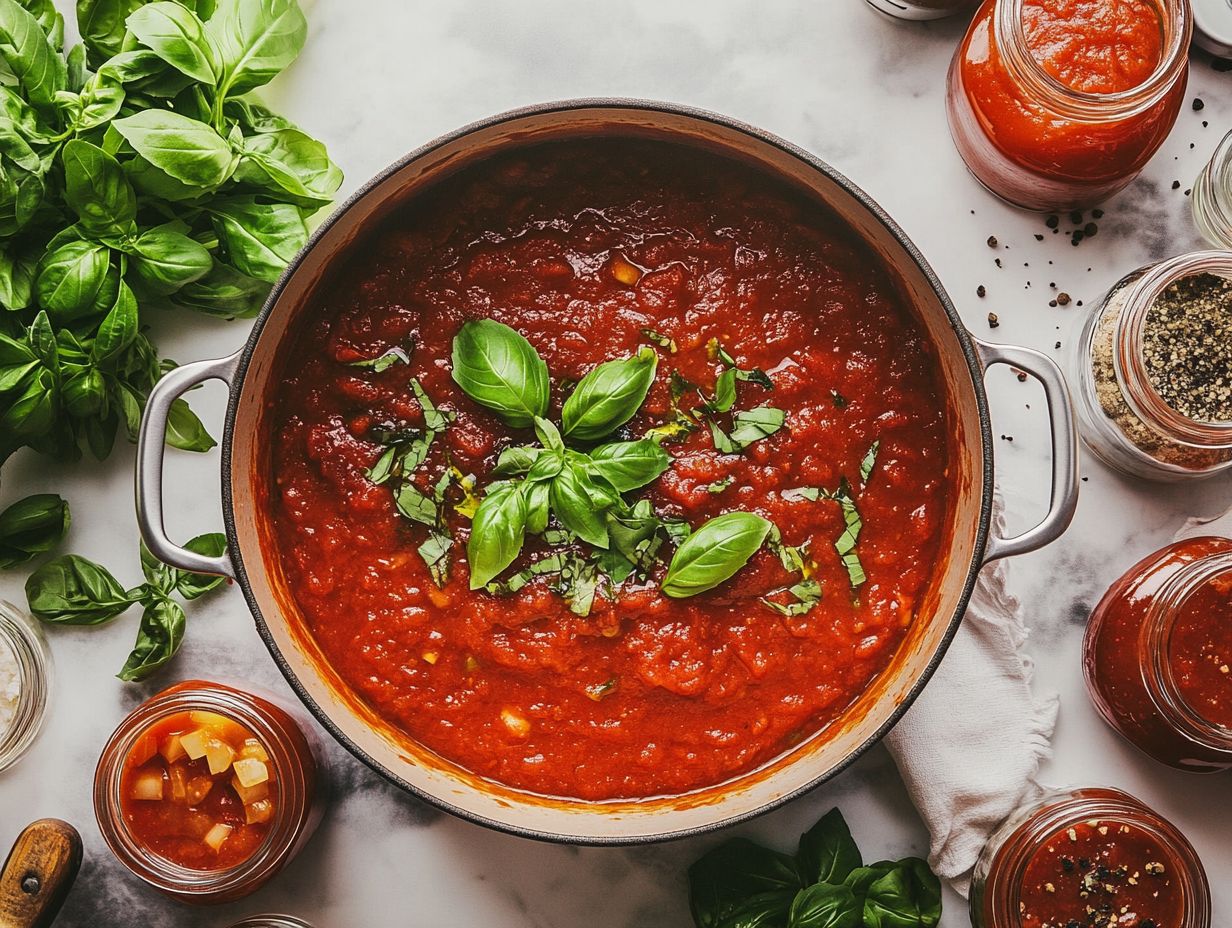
[0,637,20,738]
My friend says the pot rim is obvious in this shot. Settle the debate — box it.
[218,97,994,845]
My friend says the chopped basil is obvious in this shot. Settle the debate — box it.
[641,328,677,353]
[551,550,601,616]
[646,418,696,445]
[707,475,735,495]
[782,486,823,502]
[833,478,866,590]
[585,677,619,701]
[710,406,785,453]
[485,552,566,596]
[860,440,880,484]
[762,578,822,616]
[411,378,455,432]
[417,531,452,587]
[394,482,438,527]
[348,345,410,372]
[831,389,848,409]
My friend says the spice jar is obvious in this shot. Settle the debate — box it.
[946,0,1191,210]
[1192,129,1232,250]
[0,600,52,772]
[94,679,326,904]
[863,0,979,20]
[970,787,1211,928]
[1069,252,1232,481]
[1083,537,1232,773]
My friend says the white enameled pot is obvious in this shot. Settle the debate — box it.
[135,101,1078,844]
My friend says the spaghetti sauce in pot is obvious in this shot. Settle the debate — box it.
[264,139,956,800]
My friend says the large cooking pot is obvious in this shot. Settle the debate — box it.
[134,100,1079,844]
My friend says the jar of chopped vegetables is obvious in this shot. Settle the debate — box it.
[1069,251,1232,481]
[94,680,326,904]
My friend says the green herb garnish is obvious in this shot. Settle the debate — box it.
[451,319,549,428]
[661,511,771,598]
[688,807,942,928]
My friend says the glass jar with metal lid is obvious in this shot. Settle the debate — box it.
[1069,251,1232,481]
[863,0,978,20]
[0,599,52,772]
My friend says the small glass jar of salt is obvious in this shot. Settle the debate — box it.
[0,600,52,771]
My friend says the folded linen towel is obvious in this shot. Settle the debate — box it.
[883,502,1059,896]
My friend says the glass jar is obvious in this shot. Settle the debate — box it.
[227,918,316,928]
[947,0,1191,211]
[1083,537,1232,773]
[94,680,326,904]
[1192,129,1232,250]
[970,787,1211,928]
[863,0,978,21]
[1069,251,1232,481]
[0,600,52,772]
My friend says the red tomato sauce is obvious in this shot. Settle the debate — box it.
[265,140,954,799]
[952,0,1184,205]
[1169,570,1232,731]
[120,712,277,870]
[1017,818,1185,928]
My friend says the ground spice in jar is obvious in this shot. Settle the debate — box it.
[1141,274,1232,422]
[1091,273,1232,470]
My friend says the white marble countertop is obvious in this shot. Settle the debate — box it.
[2,2,1230,925]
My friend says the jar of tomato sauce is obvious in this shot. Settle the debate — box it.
[1083,537,1232,773]
[947,0,1191,211]
[94,680,326,904]
[970,787,1211,928]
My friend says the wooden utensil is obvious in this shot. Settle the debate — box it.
[0,820,82,928]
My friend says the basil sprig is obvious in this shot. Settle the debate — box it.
[662,511,771,598]
[451,319,549,428]
[25,534,228,680]
[689,808,941,928]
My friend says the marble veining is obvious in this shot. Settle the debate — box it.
[1,2,1229,926]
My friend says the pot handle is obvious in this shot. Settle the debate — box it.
[974,338,1079,564]
[135,353,241,579]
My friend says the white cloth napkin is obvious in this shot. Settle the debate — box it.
[883,501,1059,896]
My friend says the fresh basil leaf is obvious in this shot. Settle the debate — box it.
[62,366,106,417]
[525,449,564,482]
[166,397,216,452]
[235,127,343,207]
[209,195,307,283]
[485,551,564,596]
[418,529,451,588]
[662,511,770,598]
[451,319,549,429]
[125,1,216,84]
[92,280,139,369]
[0,248,35,311]
[117,594,185,681]
[127,225,213,295]
[1,365,55,436]
[25,553,139,624]
[113,109,236,189]
[787,883,862,928]
[348,346,409,372]
[523,478,550,535]
[798,808,862,885]
[641,327,676,353]
[597,499,663,584]
[61,139,136,235]
[707,475,735,495]
[833,479,865,589]
[467,480,527,588]
[173,532,228,599]
[207,0,307,96]
[587,439,671,492]
[0,0,66,110]
[708,368,737,414]
[549,462,613,549]
[561,345,657,442]
[139,537,175,591]
[714,891,796,928]
[842,863,896,896]
[688,837,802,928]
[171,260,269,319]
[77,0,146,66]
[551,549,601,616]
[860,440,880,484]
[394,481,438,527]
[491,444,542,477]
[0,493,68,568]
[93,46,166,83]
[862,866,931,928]
[35,239,111,320]
[533,414,564,452]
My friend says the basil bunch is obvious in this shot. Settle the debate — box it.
[689,808,942,928]
[0,0,337,513]
[24,533,227,680]
[449,320,775,603]
[0,492,68,568]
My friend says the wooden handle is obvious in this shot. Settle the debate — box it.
[0,820,82,928]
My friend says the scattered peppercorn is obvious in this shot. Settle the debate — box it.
[977,284,987,298]
[1057,292,1071,306]
[995,258,1002,268]
[1172,180,1182,190]
[987,235,998,248]
[1193,97,1205,111]
[1046,215,1060,229]
[1035,233,1045,241]
[1092,209,1104,219]
[1084,222,1098,237]
[988,312,1000,328]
